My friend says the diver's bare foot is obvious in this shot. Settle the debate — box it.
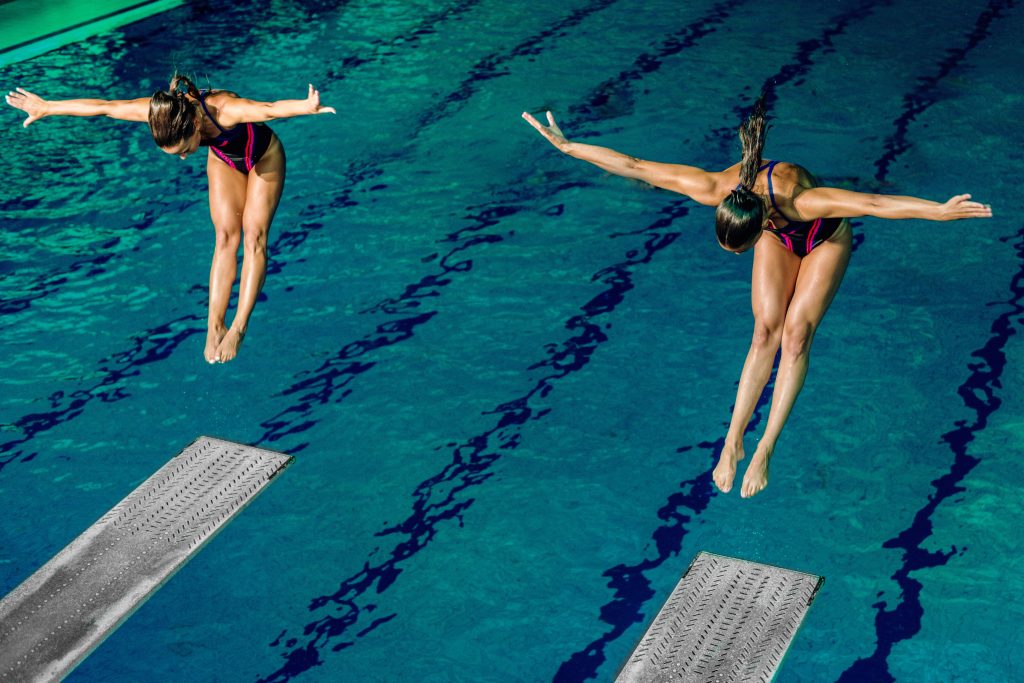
[205,324,227,364]
[213,327,245,363]
[740,446,772,498]
[713,439,745,493]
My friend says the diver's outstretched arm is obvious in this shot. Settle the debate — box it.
[214,84,336,126]
[522,110,725,206]
[793,187,993,221]
[6,88,150,127]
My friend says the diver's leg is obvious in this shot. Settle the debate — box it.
[741,223,852,498]
[215,138,285,362]
[714,234,800,493]
[205,151,247,363]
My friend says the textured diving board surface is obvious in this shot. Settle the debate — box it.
[616,551,823,683]
[0,436,292,682]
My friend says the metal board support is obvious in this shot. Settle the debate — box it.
[0,436,292,682]
[616,551,823,683]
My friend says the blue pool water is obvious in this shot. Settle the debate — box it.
[1,0,1022,680]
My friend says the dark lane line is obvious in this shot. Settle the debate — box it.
[259,202,688,683]
[415,0,623,130]
[324,0,485,81]
[872,0,1015,182]
[256,208,516,450]
[253,4,762,677]
[0,184,378,473]
[557,0,1016,676]
[836,1,1017,680]
[0,0,477,466]
[253,0,652,452]
[566,0,746,128]
[711,0,894,153]
[0,313,204,472]
[553,381,776,682]
[838,227,1024,681]
[256,0,748,453]
[552,0,892,678]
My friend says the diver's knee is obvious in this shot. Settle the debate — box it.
[751,319,783,350]
[781,320,815,358]
[242,226,268,255]
[212,224,240,250]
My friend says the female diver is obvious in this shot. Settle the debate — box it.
[522,95,992,498]
[6,75,335,364]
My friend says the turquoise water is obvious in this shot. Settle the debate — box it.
[1,0,1022,681]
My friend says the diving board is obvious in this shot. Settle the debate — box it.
[616,552,823,683]
[0,0,185,68]
[0,436,292,682]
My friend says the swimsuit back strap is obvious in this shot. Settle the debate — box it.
[766,160,784,216]
[198,91,227,134]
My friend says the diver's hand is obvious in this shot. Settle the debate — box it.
[6,88,48,127]
[305,84,336,115]
[522,110,570,152]
[939,193,992,220]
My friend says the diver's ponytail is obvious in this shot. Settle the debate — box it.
[168,73,201,100]
[736,91,770,190]
[715,90,771,250]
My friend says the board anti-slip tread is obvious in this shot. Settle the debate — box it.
[0,436,291,682]
[615,552,823,683]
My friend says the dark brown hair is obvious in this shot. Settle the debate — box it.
[715,91,771,250]
[149,73,201,147]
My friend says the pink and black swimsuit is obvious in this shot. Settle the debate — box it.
[762,160,843,257]
[198,91,274,173]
